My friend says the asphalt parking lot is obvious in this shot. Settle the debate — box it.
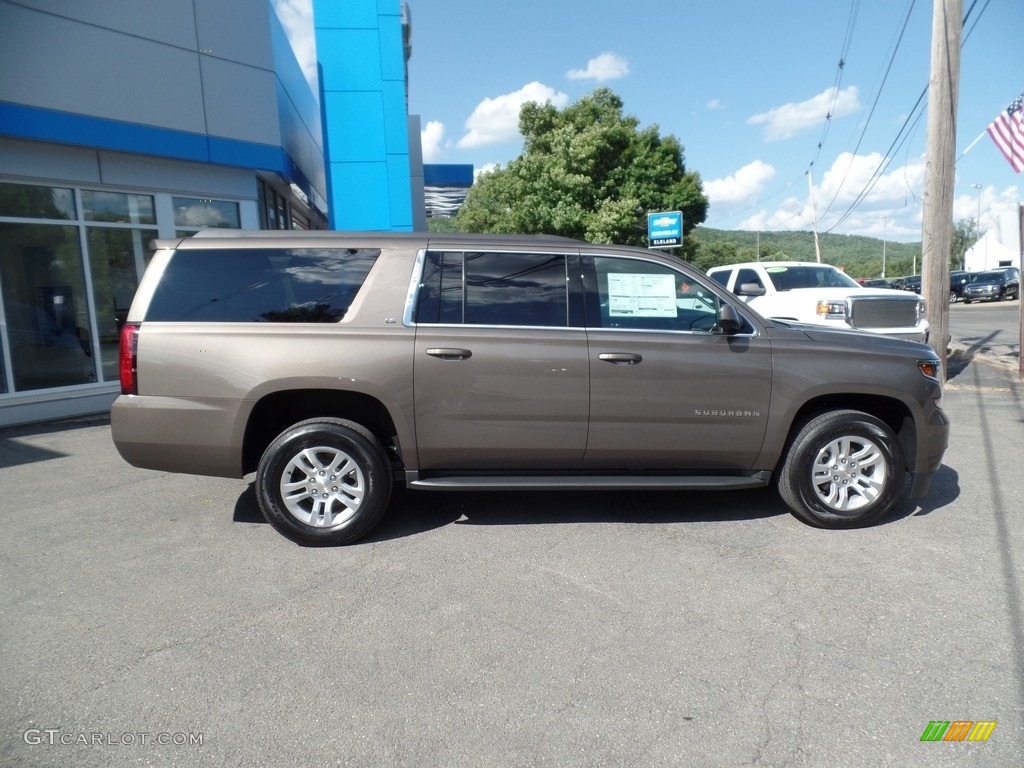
[1,356,1021,767]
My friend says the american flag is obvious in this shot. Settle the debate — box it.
[986,93,1024,173]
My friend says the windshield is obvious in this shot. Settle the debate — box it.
[763,265,860,291]
[969,271,1002,283]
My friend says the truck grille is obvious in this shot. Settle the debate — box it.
[848,297,919,329]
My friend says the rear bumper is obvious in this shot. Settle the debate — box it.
[110,395,245,478]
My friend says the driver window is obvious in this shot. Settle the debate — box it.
[592,256,719,332]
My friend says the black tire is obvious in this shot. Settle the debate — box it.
[948,290,957,304]
[963,298,972,305]
[255,418,392,545]
[777,410,904,529]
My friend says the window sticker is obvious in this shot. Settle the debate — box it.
[607,273,677,317]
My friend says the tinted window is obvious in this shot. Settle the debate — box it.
[146,247,379,322]
[415,250,464,324]
[709,270,731,287]
[416,251,569,327]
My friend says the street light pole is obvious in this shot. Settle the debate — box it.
[881,215,888,279]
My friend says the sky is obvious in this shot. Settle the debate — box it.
[277,0,1024,245]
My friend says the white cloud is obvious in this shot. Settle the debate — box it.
[706,99,724,111]
[729,153,931,240]
[475,163,500,179]
[421,120,446,163]
[457,82,569,149]
[566,52,630,82]
[272,0,319,93]
[747,86,861,142]
[705,161,776,206]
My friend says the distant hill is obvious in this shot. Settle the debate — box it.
[692,226,923,279]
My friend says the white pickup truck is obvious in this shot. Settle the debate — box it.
[707,261,928,342]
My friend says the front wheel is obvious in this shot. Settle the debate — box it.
[255,418,392,545]
[777,410,905,529]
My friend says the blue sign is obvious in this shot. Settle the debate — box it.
[647,211,682,247]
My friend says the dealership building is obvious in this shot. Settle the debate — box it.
[0,0,421,425]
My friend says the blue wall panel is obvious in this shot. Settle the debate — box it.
[332,163,391,230]
[315,0,412,232]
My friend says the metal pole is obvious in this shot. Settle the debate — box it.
[807,171,822,263]
[881,216,888,279]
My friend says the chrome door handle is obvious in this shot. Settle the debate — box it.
[598,352,642,365]
[426,347,473,361]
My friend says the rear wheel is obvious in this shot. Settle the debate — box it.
[255,418,391,545]
[778,410,904,529]
[948,290,957,304]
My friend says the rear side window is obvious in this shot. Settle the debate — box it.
[416,250,570,327]
[145,247,380,322]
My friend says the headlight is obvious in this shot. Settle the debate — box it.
[816,300,846,318]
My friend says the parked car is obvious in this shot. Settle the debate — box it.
[111,232,949,544]
[706,261,928,342]
[949,270,970,303]
[857,278,892,289]
[900,275,922,293]
[962,268,1020,303]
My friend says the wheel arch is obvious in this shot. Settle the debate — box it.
[243,389,403,475]
[776,394,914,475]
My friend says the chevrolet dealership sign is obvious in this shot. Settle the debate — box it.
[647,211,682,247]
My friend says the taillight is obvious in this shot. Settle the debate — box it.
[119,323,139,394]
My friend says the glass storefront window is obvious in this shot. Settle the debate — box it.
[82,190,155,225]
[0,182,74,220]
[172,197,240,229]
[86,228,148,382]
[0,224,96,391]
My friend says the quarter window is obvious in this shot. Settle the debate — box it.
[145,248,380,322]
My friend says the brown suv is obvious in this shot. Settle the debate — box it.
[111,231,950,545]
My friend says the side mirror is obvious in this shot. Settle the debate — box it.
[736,282,766,297]
[717,303,745,334]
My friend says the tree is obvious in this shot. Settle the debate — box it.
[455,89,708,253]
[950,217,982,270]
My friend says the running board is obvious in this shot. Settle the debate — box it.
[406,472,771,492]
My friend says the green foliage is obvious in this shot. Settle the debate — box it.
[690,227,924,278]
[455,88,708,252]
[950,218,982,269]
[427,216,461,233]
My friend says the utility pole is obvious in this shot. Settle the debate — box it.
[881,216,888,279]
[807,170,822,263]
[921,0,961,377]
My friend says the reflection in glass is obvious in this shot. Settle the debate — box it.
[145,248,380,322]
[82,190,155,224]
[0,224,96,390]
[172,197,240,229]
[464,252,568,327]
[0,182,74,220]
[86,228,145,381]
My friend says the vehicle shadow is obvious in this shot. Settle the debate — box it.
[231,467,960,545]
[906,464,959,517]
